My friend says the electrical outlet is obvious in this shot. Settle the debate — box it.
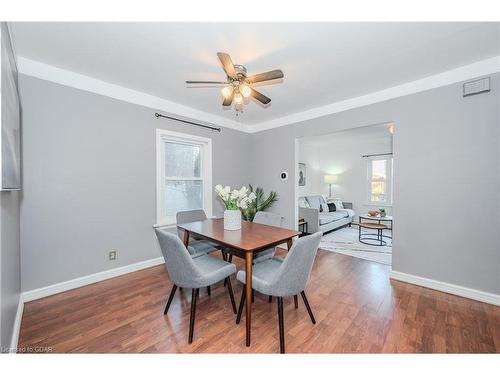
[109,251,117,261]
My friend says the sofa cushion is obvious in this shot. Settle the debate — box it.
[318,213,335,225]
[319,211,348,225]
[305,195,324,210]
[320,202,329,212]
[337,208,355,218]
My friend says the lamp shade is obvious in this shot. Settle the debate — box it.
[324,174,338,184]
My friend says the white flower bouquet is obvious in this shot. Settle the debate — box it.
[215,185,256,211]
[215,185,257,230]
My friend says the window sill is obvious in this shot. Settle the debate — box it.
[153,215,218,229]
[363,203,392,208]
[153,223,176,229]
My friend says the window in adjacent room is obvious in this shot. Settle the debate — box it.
[366,156,393,205]
[156,129,212,226]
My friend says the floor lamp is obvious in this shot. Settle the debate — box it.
[324,174,338,199]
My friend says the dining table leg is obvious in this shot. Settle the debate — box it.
[245,251,253,347]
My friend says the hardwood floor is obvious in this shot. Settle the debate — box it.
[18,249,500,353]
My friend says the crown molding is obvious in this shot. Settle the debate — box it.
[17,57,251,133]
[247,55,500,133]
[17,56,500,135]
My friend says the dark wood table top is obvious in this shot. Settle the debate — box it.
[178,218,301,252]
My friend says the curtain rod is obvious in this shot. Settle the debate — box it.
[362,152,393,158]
[154,112,221,132]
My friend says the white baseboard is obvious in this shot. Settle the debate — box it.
[9,295,24,353]
[390,270,500,306]
[23,257,165,303]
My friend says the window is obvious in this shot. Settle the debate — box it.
[156,129,212,226]
[366,156,392,205]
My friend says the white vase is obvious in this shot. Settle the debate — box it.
[224,209,241,231]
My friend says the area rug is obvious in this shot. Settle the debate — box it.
[319,226,392,265]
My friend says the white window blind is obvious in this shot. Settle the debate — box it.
[156,129,212,226]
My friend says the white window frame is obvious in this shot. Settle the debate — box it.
[156,129,212,227]
[366,155,393,206]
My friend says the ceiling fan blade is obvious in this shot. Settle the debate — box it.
[246,69,284,84]
[222,91,234,107]
[250,88,271,104]
[217,52,237,79]
[186,81,228,84]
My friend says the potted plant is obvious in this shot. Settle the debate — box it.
[240,185,278,222]
[215,185,256,230]
[378,208,386,217]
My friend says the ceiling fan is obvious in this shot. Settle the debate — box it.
[186,52,284,109]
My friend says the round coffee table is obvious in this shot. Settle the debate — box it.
[359,214,393,240]
[358,222,388,246]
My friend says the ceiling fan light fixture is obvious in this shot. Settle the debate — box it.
[234,92,243,104]
[240,84,252,98]
[221,85,233,98]
[188,52,283,111]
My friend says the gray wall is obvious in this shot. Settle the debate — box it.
[0,192,21,350]
[18,72,500,297]
[251,74,500,294]
[19,75,250,291]
[0,23,21,351]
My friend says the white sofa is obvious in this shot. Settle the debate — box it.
[299,195,355,234]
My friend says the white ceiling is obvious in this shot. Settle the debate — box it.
[10,22,500,128]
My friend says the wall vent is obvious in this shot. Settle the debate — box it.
[463,77,490,97]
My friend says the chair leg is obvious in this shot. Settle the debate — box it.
[222,249,227,261]
[300,291,316,324]
[164,284,178,315]
[268,295,272,303]
[294,295,298,309]
[223,251,230,286]
[277,297,285,354]
[207,285,211,296]
[236,287,246,324]
[188,288,198,343]
[225,277,237,314]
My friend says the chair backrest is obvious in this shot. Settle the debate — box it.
[253,211,282,227]
[176,209,207,240]
[269,232,322,296]
[154,228,201,286]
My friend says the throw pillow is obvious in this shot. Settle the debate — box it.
[327,202,336,212]
[320,202,329,213]
[332,199,344,209]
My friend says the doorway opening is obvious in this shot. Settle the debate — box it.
[295,122,394,266]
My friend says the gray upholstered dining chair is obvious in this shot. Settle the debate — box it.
[176,209,222,259]
[235,232,322,353]
[252,211,282,263]
[225,211,282,265]
[155,228,237,343]
[223,211,282,295]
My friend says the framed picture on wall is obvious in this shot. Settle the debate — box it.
[298,163,306,186]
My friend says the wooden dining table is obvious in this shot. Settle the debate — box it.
[177,217,301,347]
